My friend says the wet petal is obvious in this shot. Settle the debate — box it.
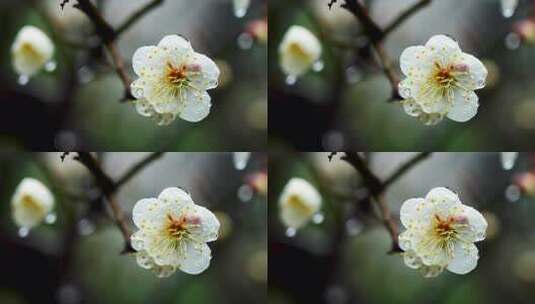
[447,89,479,122]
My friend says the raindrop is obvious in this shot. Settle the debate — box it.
[45,60,57,72]
[285,75,297,85]
[45,213,57,224]
[501,152,518,170]
[312,60,324,72]
[312,212,325,224]
[18,227,29,238]
[285,227,296,238]
[18,75,29,86]
[505,184,521,202]
[345,66,362,84]
[345,218,363,236]
[238,184,254,202]
[233,152,251,171]
[505,32,521,50]
[237,32,254,50]
[77,218,95,236]
[234,8,246,18]
[77,66,95,84]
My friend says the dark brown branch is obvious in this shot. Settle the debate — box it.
[115,152,165,189]
[71,0,133,100]
[383,152,432,188]
[74,152,134,253]
[116,0,165,36]
[383,0,432,37]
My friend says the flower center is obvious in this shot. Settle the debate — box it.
[287,195,313,215]
[433,63,456,88]
[166,63,188,86]
[20,195,44,215]
[166,214,190,240]
[288,43,310,61]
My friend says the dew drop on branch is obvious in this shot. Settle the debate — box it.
[237,32,254,50]
[285,75,297,86]
[45,213,57,224]
[45,60,57,72]
[77,218,95,236]
[312,60,324,72]
[238,184,254,202]
[285,227,296,238]
[18,227,29,238]
[312,212,325,224]
[505,32,521,50]
[18,75,29,86]
[505,184,521,202]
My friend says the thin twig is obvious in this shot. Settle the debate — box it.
[383,152,432,188]
[115,152,165,189]
[383,0,432,37]
[116,0,165,36]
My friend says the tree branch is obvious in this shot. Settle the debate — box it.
[116,0,165,36]
[115,152,165,189]
[340,152,432,253]
[68,0,134,100]
[383,0,432,37]
[74,152,134,253]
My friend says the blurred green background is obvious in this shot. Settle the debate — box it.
[269,0,535,150]
[0,0,266,150]
[0,152,267,304]
[269,152,535,304]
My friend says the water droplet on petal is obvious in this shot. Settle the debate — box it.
[285,75,297,86]
[312,212,324,224]
[45,60,57,72]
[18,75,29,86]
[285,227,296,238]
[312,60,324,72]
[237,32,254,50]
[505,184,521,202]
[45,213,57,224]
[345,218,363,236]
[238,184,254,202]
[77,218,95,236]
[18,227,29,238]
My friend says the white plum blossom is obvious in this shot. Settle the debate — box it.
[279,178,322,230]
[279,26,322,78]
[130,35,220,126]
[131,187,220,278]
[399,35,488,125]
[11,26,54,78]
[501,0,519,18]
[11,178,54,229]
[398,187,487,278]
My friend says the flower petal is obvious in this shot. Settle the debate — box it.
[178,89,212,122]
[158,35,193,59]
[456,53,488,90]
[132,198,166,230]
[188,205,220,242]
[401,99,422,117]
[425,187,463,218]
[399,46,433,79]
[447,242,479,274]
[425,35,462,65]
[446,89,479,122]
[462,205,488,242]
[177,241,212,275]
[158,187,194,210]
[399,198,429,229]
[132,46,168,79]
[187,52,220,90]
[130,78,147,99]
